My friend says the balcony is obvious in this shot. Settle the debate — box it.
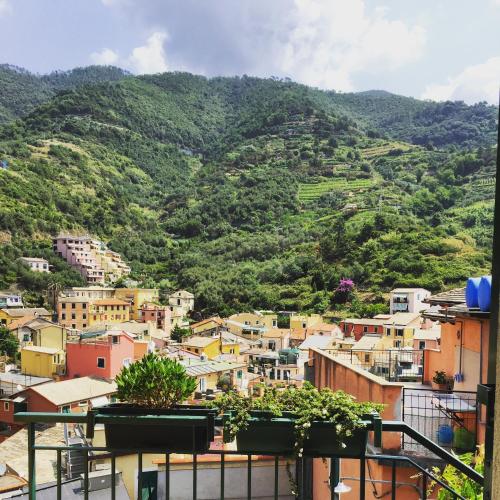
[11,411,483,499]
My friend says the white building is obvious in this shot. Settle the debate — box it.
[19,257,50,273]
[168,290,194,315]
[0,292,23,308]
[389,288,431,314]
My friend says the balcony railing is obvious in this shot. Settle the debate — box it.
[12,412,483,500]
[328,349,424,383]
[402,387,478,456]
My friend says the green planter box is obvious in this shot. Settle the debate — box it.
[99,404,215,453]
[229,411,370,458]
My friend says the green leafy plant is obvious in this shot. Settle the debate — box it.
[209,382,383,457]
[429,446,484,499]
[433,370,450,386]
[115,353,197,409]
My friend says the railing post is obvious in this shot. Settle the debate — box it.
[388,351,392,382]
[28,422,36,500]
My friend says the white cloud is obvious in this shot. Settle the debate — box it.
[127,31,168,74]
[90,48,119,65]
[422,57,500,105]
[275,0,426,91]
[0,0,12,16]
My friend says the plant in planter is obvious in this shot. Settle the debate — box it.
[208,382,383,458]
[99,353,215,452]
[432,371,453,391]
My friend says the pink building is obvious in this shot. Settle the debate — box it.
[53,235,105,284]
[140,303,172,333]
[65,331,135,380]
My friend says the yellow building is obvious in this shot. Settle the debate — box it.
[381,312,421,349]
[0,308,51,327]
[190,317,224,336]
[181,336,221,359]
[289,314,323,330]
[89,299,130,325]
[20,346,65,378]
[181,359,247,393]
[221,341,240,356]
[114,288,159,321]
[9,317,68,350]
[228,312,278,330]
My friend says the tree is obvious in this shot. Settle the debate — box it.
[0,326,19,359]
[171,324,191,343]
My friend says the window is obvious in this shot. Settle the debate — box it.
[61,303,66,309]
[72,324,76,329]
[302,322,307,328]
[82,324,87,328]
[244,321,250,325]
[61,313,66,320]
[364,354,370,363]
[237,370,243,379]
[419,341,426,350]
[4,402,9,411]
[82,303,87,309]
[23,334,30,342]
[199,377,207,392]
[363,326,368,333]
[71,313,76,320]
[395,340,402,348]
[123,358,131,367]
[112,336,120,344]
[386,328,390,336]
[396,329,404,337]
[374,327,378,333]
[61,405,70,413]
[72,303,76,309]
[82,313,87,319]
[272,320,277,327]
[97,357,105,368]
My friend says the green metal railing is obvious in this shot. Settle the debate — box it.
[14,412,483,500]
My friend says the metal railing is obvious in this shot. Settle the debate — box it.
[328,349,424,383]
[11,412,483,500]
[402,387,478,455]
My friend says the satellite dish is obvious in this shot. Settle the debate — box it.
[16,384,23,392]
[0,463,7,476]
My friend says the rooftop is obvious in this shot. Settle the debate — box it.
[424,287,466,306]
[21,345,61,355]
[353,334,383,350]
[182,336,219,348]
[179,359,246,376]
[383,312,421,326]
[1,308,50,318]
[25,376,117,406]
[0,371,52,387]
[298,335,336,350]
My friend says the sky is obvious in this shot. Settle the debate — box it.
[0,0,499,104]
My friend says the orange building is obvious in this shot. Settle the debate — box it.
[309,347,424,499]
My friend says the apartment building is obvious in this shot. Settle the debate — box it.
[57,297,130,330]
[114,288,159,320]
[19,257,50,273]
[53,234,130,284]
[389,288,431,314]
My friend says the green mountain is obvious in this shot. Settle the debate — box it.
[0,71,496,315]
[0,64,128,124]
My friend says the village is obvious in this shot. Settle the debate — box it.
[0,234,490,498]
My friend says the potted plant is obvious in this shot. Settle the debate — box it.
[209,382,383,458]
[99,353,215,452]
[432,370,452,391]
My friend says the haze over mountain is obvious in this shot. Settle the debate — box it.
[0,65,496,316]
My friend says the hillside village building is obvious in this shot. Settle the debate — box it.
[389,287,431,314]
[53,234,130,284]
[19,257,50,273]
[0,292,23,308]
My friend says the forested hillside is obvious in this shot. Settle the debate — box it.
[0,64,128,124]
[0,70,496,315]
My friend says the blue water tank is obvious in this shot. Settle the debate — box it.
[437,425,453,445]
[465,277,481,308]
[478,275,492,312]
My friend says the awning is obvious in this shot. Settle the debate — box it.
[90,396,109,408]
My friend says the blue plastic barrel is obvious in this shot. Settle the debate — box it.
[478,275,492,312]
[465,277,481,308]
[437,425,453,445]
